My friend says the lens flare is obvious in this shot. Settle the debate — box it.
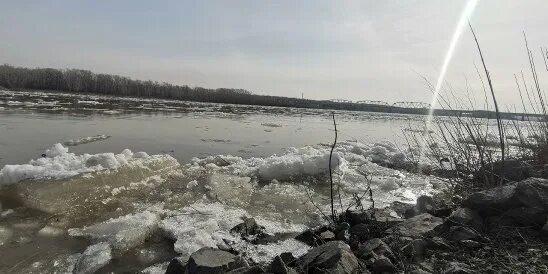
[419,0,478,162]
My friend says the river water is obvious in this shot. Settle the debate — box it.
[0,90,465,273]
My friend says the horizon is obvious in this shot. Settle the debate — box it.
[2,1,548,112]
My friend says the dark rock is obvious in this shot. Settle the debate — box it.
[475,159,532,183]
[346,208,403,227]
[165,258,185,274]
[231,217,265,236]
[185,247,244,274]
[442,262,472,274]
[386,213,443,239]
[320,231,335,242]
[270,255,291,274]
[500,206,547,227]
[459,240,482,248]
[279,252,297,267]
[299,241,360,274]
[294,229,319,246]
[404,196,435,218]
[409,262,434,274]
[390,201,415,218]
[401,239,428,261]
[447,207,483,230]
[464,177,548,216]
[349,223,369,242]
[426,237,452,250]
[355,238,394,261]
[226,266,264,274]
[334,222,350,242]
[447,226,479,241]
[371,255,396,274]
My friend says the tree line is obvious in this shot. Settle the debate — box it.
[0,64,393,111]
[0,64,534,120]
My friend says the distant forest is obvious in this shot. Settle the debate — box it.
[0,64,534,120]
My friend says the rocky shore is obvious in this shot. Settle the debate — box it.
[163,177,548,274]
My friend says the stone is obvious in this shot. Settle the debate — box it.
[404,196,435,218]
[541,221,548,238]
[320,231,335,242]
[355,238,394,261]
[270,255,287,274]
[279,252,297,267]
[447,226,480,241]
[464,178,548,216]
[386,213,443,239]
[442,262,472,274]
[447,208,483,230]
[185,247,244,274]
[346,209,403,227]
[371,255,396,274]
[475,159,532,183]
[231,217,264,237]
[294,229,319,246]
[299,241,360,274]
[459,240,482,248]
[349,223,369,242]
[226,266,264,274]
[501,207,547,227]
[401,239,428,261]
[165,258,185,274]
[390,201,415,218]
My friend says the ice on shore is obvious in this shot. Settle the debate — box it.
[0,143,175,185]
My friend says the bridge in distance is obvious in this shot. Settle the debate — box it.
[330,99,431,109]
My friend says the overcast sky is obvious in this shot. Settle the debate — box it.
[1,0,548,111]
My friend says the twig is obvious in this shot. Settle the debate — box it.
[329,112,338,222]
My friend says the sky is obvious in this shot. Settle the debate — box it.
[1,0,548,111]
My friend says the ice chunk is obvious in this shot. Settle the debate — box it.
[63,135,111,147]
[0,150,179,213]
[37,225,65,237]
[45,143,69,157]
[134,152,150,159]
[85,153,120,169]
[140,261,169,274]
[68,211,160,254]
[160,203,245,260]
[74,242,112,274]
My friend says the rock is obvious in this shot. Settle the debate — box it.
[442,262,472,274]
[294,229,319,246]
[349,223,369,242]
[386,213,443,239]
[355,238,394,261]
[165,258,185,274]
[320,231,335,242]
[409,262,434,274]
[371,255,396,274]
[426,237,452,250]
[279,252,297,267]
[74,242,112,274]
[475,159,532,183]
[447,208,483,230]
[185,247,244,273]
[464,178,548,216]
[299,241,360,274]
[459,240,482,248]
[447,226,480,241]
[230,217,264,236]
[270,255,294,274]
[335,223,350,242]
[345,208,403,227]
[404,196,434,218]
[500,206,547,227]
[390,201,415,218]
[401,239,428,261]
[226,266,264,274]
